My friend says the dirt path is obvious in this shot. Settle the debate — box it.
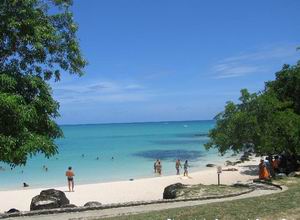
[4,186,287,220]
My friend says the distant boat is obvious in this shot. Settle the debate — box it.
[183,125,188,128]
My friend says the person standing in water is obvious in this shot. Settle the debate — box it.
[156,161,162,175]
[66,166,75,192]
[175,159,182,175]
[183,160,189,176]
[154,159,159,173]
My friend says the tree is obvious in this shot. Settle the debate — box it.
[205,61,300,157]
[0,0,87,166]
[266,62,300,114]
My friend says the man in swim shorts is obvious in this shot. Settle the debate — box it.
[66,166,75,192]
[175,159,182,175]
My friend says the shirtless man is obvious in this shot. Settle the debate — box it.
[175,159,182,175]
[66,166,75,192]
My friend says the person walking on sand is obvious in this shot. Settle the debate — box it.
[175,159,182,175]
[183,160,189,176]
[66,166,75,192]
[156,161,162,175]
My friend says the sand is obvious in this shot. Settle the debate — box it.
[0,157,260,213]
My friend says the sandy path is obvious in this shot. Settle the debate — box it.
[3,186,286,220]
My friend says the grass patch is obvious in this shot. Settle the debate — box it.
[99,177,300,220]
[177,184,250,199]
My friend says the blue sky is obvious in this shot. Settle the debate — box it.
[52,0,300,125]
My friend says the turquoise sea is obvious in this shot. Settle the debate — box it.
[0,120,228,190]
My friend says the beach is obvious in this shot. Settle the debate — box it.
[0,157,260,213]
[0,120,221,190]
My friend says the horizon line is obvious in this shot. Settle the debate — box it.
[59,119,215,127]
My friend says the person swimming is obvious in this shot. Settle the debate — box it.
[23,182,29,187]
[42,165,48,172]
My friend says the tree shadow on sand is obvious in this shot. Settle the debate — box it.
[240,165,259,176]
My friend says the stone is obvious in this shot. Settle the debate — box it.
[61,204,77,208]
[84,201,102,207]
[240,155,250,161]
[233,183,249,188]
[163,183,184,199]
[206,164,216,167]
[225,160,234,166]
[6,208,20,213]
[288,171,300,177]
[223,168,238,171]
[30,189,69,211]
[277,173,287,178]
[243,151,252,156]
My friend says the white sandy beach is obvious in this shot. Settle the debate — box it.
[0,157,260,213]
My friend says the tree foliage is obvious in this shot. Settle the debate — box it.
[205,61,300,156]
[0,0,86,166]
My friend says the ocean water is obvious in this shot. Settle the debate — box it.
[0,120,229,190]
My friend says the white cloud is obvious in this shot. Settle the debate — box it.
[213,64,261,79]
[222,44,298,63]
[52,81,151,103]
[212,44,299,79]
[125,84,145,90]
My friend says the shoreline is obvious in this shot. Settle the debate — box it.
[0,152,238,191]
[0,156,260,213]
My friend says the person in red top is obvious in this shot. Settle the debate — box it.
[66,166,75,192]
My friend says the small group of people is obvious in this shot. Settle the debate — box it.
[82,154,114,160]
[175,159,190,176]
[154,159,190,176]
[153,159,162,175]
[42,165,48,172]
[258,154,300,180]
[259,158,273,180]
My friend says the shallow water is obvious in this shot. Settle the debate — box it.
[0,120,228,190]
